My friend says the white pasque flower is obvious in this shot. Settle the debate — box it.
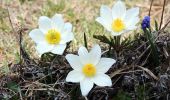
[96,0,139,36]
[65,44,116,96]
[29,14,74,55]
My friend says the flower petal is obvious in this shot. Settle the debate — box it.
[100,5,112,21]
[66,70,84,83]
[51,14,64,32]
[29,29,44,43]
[36,42,54,55]
[96,58,116,73]
[125,7,139,19]
[78,46,88,56]
[63,22,72,33]
[125,17,139,30]
[96,17,112,31]
[89,44,101,65]
[65,54,83,71]
[111,29,127,36]
[80,78,94,96]
[50,44,66,55]
[60,32,74,44]
[93,74,112,86]
[38,16,52,33]
[59,22,74,44]
[124,7,139,30]
[126,25,137,30]
[99,5,112,26]
[112,1,126,19]
[78,46,89,65]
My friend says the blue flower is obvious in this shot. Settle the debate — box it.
[141,16,150,30]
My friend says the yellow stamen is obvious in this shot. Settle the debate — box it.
[112,18,125,32]
[82,64,96,77]
[45,29,61,44]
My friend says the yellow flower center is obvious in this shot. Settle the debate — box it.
[82,64,96,77]
[45,29,61,44]
[112,18,125,32]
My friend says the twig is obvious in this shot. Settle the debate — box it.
[159,0,166,30]
[110,66,131,78]
[6,8,16,34]
[52,76,63,88]
[18,88,24,100]
[160,19,170,31]
[137,65,159,80]
[140,51,151,66]
[118,70,143,74]
[21,88,60,92]
[36,67,67,82]
[19,29,22,62]
[112,75,122,86]
[85,96,88,100]
[135,33,160,52]
[142,70,146,100]
[138,45,150,60]
[163,47,169,59]
[148,0,154,16]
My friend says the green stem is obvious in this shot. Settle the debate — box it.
[115,36,121,52]
[108,38,113,57]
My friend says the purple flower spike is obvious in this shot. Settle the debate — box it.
[141,16,150,30]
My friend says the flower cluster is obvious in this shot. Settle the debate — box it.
[29,14,74,55]
[141,16,150,30]
[29,0,140,97]
[96,1,139,36]
[66,44,115,96]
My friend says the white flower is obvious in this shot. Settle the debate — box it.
[29,14,74,55]
[96,0,139,36]
[65,44,116,96]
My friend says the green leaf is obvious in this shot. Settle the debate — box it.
[0,61,10,75]
[144,29,159,66]
[154,20,159,31]
[84,33,88,49]
[93,35,111,44]
[7,82,20,92]
[41,52,56,62]
[136,85,147,100]
[114,36,121,47]
[15,52,21,63]
[112,89,132,100]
